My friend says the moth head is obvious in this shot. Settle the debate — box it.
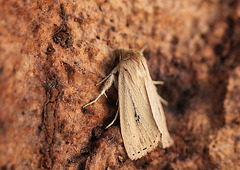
[114,49,143,62]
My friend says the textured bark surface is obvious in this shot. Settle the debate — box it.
[0,0,240,169]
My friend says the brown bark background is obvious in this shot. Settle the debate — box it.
[0,0,240,169]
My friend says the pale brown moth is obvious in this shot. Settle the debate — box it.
[83,48,174,160]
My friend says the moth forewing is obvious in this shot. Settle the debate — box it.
[140,56,174,148]
[118,65,161,160]
[83,48,173,160]
[145,78,174,148]
[157,98,174,147]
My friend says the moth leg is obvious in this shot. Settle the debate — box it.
[158,95,168,106]
[96,74,111,86]
[96,66,118,86]
[103,93,108,98]
[154,81,167,105]
[105,109,119,129]
[82,74,115,108]
[153,81,164,85]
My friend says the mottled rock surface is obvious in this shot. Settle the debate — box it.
[0,0,239,169]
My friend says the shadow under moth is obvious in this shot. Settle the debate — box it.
[83,48,173,160]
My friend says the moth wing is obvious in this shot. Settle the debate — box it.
[118,65,161,160]
[143,68,174,148]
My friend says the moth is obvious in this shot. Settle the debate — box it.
[83,48,173,160]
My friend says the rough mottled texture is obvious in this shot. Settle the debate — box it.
[0,0,239,169]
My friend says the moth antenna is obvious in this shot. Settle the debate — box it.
[140,44,148,53]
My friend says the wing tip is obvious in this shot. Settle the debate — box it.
[126,135,174,160]
[127,138,160,160]
[161,136,174,148]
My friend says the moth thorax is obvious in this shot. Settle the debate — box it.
[114,49,142,62]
